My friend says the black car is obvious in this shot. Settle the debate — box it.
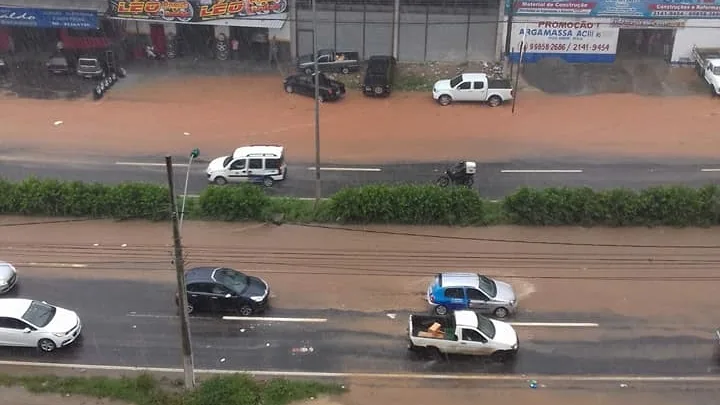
[363,55,396,97]
[46,53,75,75]
[176,267,270,316]
[283,72,346,102]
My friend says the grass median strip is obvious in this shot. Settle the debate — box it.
[0,372,345,405]
[3,177,720,227]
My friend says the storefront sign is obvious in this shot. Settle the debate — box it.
[508,0,720,18]
[107,0,287,22]
[0,7,98,29]
[610,17,686,27]
[509,18,619,63]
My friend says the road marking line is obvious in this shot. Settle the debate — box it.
[509,322,599,327]
[20,262,88,268]
[500,169,583,173]
[307,167,382,172]
[1,360,719,382]
[700,168,720,172]
[223,316,327,323]
[127,313,177,319]
[115,162,189,167]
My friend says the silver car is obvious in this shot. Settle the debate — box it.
[427,272,518,318]
[0,261,17,294]
[714,328,720,363]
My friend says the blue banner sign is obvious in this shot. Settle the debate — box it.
[0,7,98,29]
[507,0,720,18]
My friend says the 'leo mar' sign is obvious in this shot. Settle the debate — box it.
[107,0,288,22]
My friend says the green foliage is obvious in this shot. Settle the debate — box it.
[198,184,269,221]
[2,177,720,227]
[0,177,169,220]
[328,184,485,225]
[502,185,720,227]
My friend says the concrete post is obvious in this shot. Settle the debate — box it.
[290,0,298,59]
[392,0,400,59]
[495,1,506,61]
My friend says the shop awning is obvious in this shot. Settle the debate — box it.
[0,0,106,13]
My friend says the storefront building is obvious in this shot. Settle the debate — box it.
[504,0,720,63]
[106,0,291,60]
[293,0,502,62]
[0,2,105,54]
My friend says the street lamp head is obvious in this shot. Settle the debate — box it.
[190,148,200,159]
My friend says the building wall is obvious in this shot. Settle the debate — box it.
[295,1,500,62]
[671,19,720,63]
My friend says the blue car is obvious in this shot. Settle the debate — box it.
[426,272,518,318]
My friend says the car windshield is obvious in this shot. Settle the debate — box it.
[713,66,720,75]
[478,275,497,297]
[79,59,97,67]
[449,75,463,87]
[368,61,387,75]
[214,268,249,293]
[21,300,57,328]
[476,315,496,339]
[223,156,233,167]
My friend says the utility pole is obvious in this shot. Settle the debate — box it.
[165,156,196,389]
[312,0,322,208]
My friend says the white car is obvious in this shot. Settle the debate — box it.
[0,262,17,294]
[432,73,514,107]
[0,298,82,352]
[206,145,287,187]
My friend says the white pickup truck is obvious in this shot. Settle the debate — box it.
[432,73,514,107]
[406,310,519,362]
[691,46,720,96]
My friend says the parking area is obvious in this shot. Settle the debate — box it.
[0,55,98,100]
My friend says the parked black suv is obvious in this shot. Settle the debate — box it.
[363,55,396,97]
[176,267,270,316]
[46,53,75,75]
[283,72,346,102]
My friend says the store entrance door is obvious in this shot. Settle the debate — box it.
[617,28,675,60]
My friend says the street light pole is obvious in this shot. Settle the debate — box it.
[179,148,200,231]
[312,0,321,207]
[164,156,196,389]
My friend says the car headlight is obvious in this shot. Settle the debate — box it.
[512,342,518,350]
[53,332,68,337]
[0,280,7,286]
[250,296,264,302]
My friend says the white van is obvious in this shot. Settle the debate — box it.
[206,145,287,187]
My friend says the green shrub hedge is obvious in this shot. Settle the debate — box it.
[2,177,720,227]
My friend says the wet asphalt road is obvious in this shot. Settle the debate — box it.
[3,156,720,199]
[3,275,718,376]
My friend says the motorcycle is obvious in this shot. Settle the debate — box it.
[145,45,166,60]
[436,161,476,187]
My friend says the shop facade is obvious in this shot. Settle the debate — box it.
[293,0,502,62]
[0,4,104,54]
[106,0,291,61]
[504,0,720,63]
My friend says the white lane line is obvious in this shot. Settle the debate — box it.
[500,169,583,173]
[127,313,177,319]
[115,162,190,167]
[223,316,327,323]
[19,262,88,268]
[509,322,599,327]
[183,195,329,201]
[307,167,382,172]
[700,168,720,172]
[1,360,720,382]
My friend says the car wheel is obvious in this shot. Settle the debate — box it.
[493,307,509,319]
[436,176,450,187]
[438,95,452,106]
[373,86,384,95]
[213,176,227,185]
[304,67,313,75]
[263,177,274,187]
[427,346,444,362]
[341,67,350,74]
[38,338,57,353]
[285,85,293,93]
[238,305,253,316]
[488,95,502,107]
[433,305,448,315]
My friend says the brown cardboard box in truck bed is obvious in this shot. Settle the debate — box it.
[428,322,442,333]
[418,330,445,339]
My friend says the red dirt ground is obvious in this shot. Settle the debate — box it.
[1,75,720,163]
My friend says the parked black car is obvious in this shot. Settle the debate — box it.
[46,53,75,75]
[283,72,346,102]
[176,267,270,316]
[363,55,396,97]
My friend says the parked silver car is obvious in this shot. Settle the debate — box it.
[427,272,518,318]
[0,261,18,294]
[77,57,105,79]
[714,328,720,362]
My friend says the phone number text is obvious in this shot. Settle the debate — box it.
[526,42,611,52]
